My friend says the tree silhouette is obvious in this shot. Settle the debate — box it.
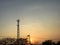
[42,40,52,45]
[52,42,56,45]
[56,41,60,45]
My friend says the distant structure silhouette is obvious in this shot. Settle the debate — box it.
[17,19,20,40]
[17,19,20,45]
[27,34,31,45]
[10,19,27,45]
[16,19,28,45]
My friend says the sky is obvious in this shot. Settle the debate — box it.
[0,0,60,43]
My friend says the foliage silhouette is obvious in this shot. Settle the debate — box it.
[42,40,53,45]
[56,41,60,45]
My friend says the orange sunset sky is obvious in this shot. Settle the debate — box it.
[0,0,60,43]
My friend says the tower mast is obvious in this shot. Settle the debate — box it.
[17,19,20,40]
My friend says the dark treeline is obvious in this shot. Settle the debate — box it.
[42,40,60,45]
[0,38,60,45]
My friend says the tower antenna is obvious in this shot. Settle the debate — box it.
[17,19,20,40]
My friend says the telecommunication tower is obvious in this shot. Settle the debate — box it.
[17,19,20,40]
